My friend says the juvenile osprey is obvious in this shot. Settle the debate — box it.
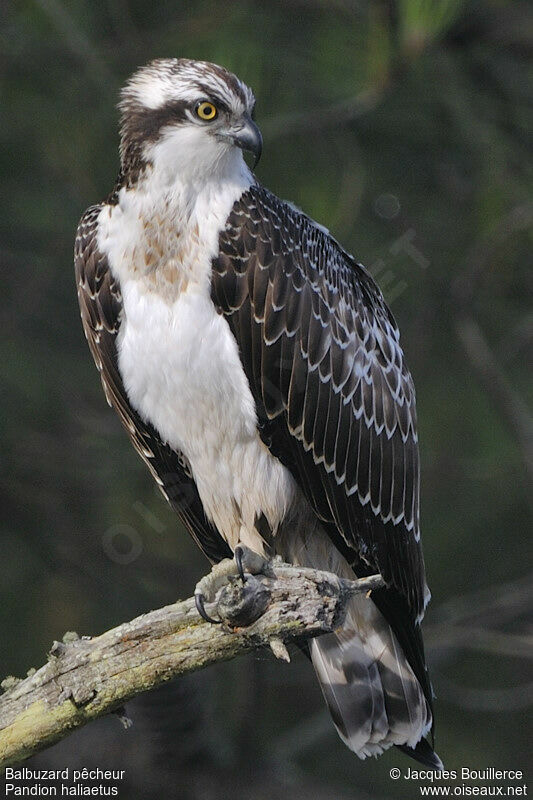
[75,58,442,769]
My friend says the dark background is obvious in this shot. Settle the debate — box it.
[1,1,532,797]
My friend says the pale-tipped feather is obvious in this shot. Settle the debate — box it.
[311,593,432,758]
[276,516,437,763]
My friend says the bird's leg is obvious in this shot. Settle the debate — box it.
[194,544,269,624]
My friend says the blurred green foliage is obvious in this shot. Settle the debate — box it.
[1,1,531,797]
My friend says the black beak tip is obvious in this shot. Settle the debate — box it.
[232,118,263,171]
[252,139,262,170]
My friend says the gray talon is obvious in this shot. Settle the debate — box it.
[235,545,246,581]
[193,546,270,625]
[195,593,221,624]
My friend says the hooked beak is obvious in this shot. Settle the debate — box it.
[226,115,263,169]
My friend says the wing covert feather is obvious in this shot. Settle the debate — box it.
[212,185,427,617]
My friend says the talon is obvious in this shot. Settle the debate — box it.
[234,545,247,581]
[195,593,221,624]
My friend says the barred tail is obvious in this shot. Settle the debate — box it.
[310,593,441,767]
[277,518,442,769]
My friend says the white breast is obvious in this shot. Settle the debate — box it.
[97,169,296,551]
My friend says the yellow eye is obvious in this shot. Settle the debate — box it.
[196,101,217,121]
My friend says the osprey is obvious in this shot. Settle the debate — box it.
[75,58,442,769]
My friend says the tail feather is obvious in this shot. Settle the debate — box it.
[398,739,444,771]
[276,519,442,767]
[311,593,432,758]
[311,632,389,755]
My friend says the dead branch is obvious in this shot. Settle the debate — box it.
[0,563,384,769]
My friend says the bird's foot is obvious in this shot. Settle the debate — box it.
[194,545,271,625]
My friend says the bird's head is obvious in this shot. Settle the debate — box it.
[118,58,261,185]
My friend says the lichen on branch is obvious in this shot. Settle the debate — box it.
[0,563,384,768]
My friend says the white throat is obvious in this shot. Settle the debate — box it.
[144,125,250,188]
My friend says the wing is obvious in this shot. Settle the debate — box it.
[74,204,231,564]
[212,185,428,618]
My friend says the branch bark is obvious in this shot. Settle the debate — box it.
[0,563,384,769]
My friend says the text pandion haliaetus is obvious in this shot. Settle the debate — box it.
[75,58,442,770]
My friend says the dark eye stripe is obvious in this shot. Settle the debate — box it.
[213,98,230,114]
[121,99,189,147]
